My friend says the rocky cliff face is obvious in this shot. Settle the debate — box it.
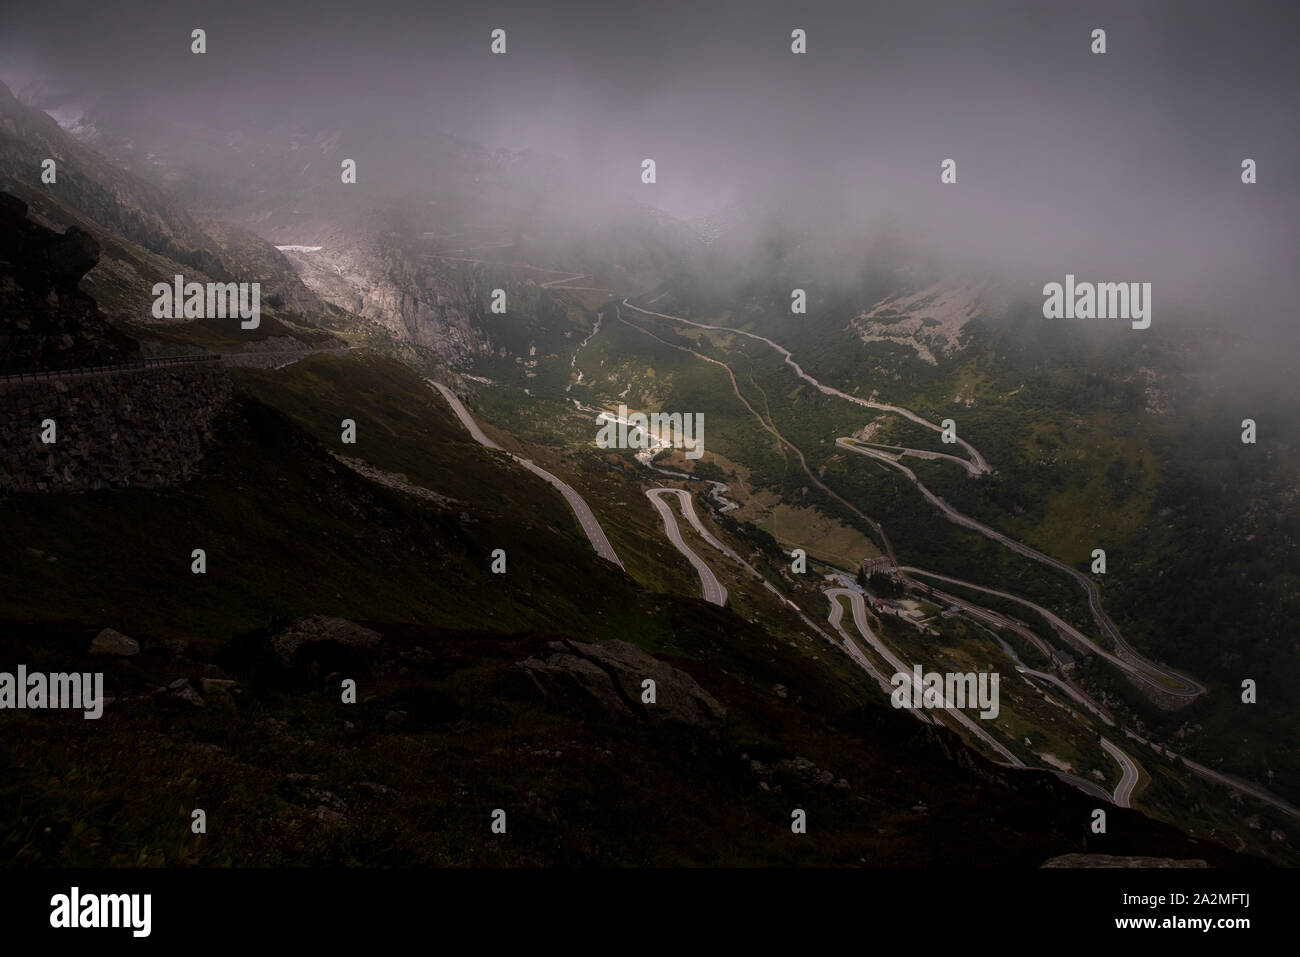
[277,227,490,364]
[0,192,140,373]
[0,81,330,325]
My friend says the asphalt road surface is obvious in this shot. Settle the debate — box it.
[430,380,625,570]
[1101,737,1139,808]
[646,488,727,606]
[622,296,1203,699]
[825,587,1024,767]
[840,440,1203,698]
[622,299,992,474]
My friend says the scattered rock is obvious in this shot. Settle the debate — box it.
[305,788,349,825]
[270,616,382,667]
[221,616,386,689]
[90,628,139,657]
[158,678,204,707]
[1042,854,1210,868]
[200,678,237,697]
[311,806,347,826]
[773,756,840,790]
[513,639,725,731]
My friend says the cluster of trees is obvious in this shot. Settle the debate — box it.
[858,568,905,598]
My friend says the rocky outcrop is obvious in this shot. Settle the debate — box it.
[277,230,490,364]
[0,83,330,326]
[1041,854,1209,868]
[269,615,382,668]
[851,280,993,366]
[90,628,139,656]
[514,638,725,731]
[157,677,205,707]
[223,615,386,689]
[0,192,141,374]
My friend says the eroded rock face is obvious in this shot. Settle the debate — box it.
[0,192,141,374]
[45,225,100,290]
[514,639,725,731]
[277,232,491,365]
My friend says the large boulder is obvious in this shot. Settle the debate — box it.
[89,627,139,656]
[0,191,141,373]
[222,615,384,689]
[217,615,387,689]
[264,615,384,687]
[269,615,382,667]
[514,639,725,731]
[45,226,100,290]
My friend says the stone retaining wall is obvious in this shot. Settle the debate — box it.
[0,364,232,492]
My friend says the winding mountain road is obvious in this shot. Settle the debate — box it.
[620,297,1205,698]
[429,380,625,570]
[1122,730,1300,821]
[846,440,984,478]
[616,306,899,560]
[830,587,1147,801]
[899,565,1194,695]
[826,587,1024,767]
[839,439,1203,696]
[645,488,727,606]
[622,298,991,473]
[1016,666,1116,727]
[1101,737,1139,808]
[607,297,1299,816]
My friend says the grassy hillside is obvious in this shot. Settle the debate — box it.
[4,348,1267,865]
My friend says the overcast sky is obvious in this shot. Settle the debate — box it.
[2,0,1296,329]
